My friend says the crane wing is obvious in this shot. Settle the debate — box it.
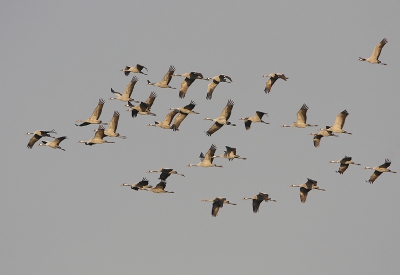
[136,64,148,73]
[162,110,179,125]
[368,170,382,184]
[161,65,175,85]
[220,99,234,120]
[94,125,105,139]
[53,136,67,144]
[206,122,223,136]
[171,113,188,131]
[212,198,223,217]
[244,120,252,130]
[264,77,276,93]
[183,100,196,111]
[154,181,167,190]
[252,199,262,213]
[313,134,322,147]
[137,178,149,188]
[204,144,217,162]
[123,76,138,97]
[107,111,120,133]
[206,80,219,100]
[224,146,234,157]
[90,98,105,120]
[277,73,288,81]
[179,78,196,98]
[296,104,308,124]
[299,187,310,203]
[333,110,349,129]
[337,163,349,174]
[27,134,41,148]
[145,92,157,110]
[221,75,232,82]
[371,38,388,59]
[379,159,391,168]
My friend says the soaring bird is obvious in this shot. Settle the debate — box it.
[262,73,288,93]
[147,168,185,181]
[38,136,67,151]
[110,76,140,102]
[364,159,397,184]
[121,177,151,191]
[103,111,126,139]
[204,99,235,136]
[75,98,107,127]
[310,128,338,147]
[145,181,174,194]
[201,197,236,217]
[213,146,247,161]
[281,104,318,128]
[206,74,232,100]
[239,111,269,130]
[290,178,325,203]
[359,38,388,65]
[148,110,179,129]
[173,71,210,98]
[120,64,148,76]
[147,65,177,89]
[326,110,352,134]
[188,144,222,168]
[26,129,56,149]
[329,156,360,174]
[169,101,199,131]
[78,125,115,145]
[243,192,276,213]
[126,91,157,118]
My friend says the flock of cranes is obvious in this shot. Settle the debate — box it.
[26,38,396,216]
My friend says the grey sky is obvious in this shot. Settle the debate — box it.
[1,1,399,274]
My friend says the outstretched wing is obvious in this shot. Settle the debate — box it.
[123,76,138,97]
[27,134,42,148]
[221,75,232,82]
[224,146,234,157]
[277,73,288,81]
[108,111,120,133]
[244,120,252,130]
[163,110,179,125]
[333,110,349,130]
[179,78,196,98]
[371,38,388,59]
[94,125,105,139]
[206,122,223,136]
[53,136,67,145]
[90,98,105,120]
[368,170,382,184]
[212,198,223,217]
[204,144,217,162]
[220,100,234,120]
[337,163,349,174]
[299,187,310,203]
[206,80,219,100]
[145,92,157,110]
[296,104,308,124]
[379,159,391,168]
[136,64,148,74]
[183,100,196,111]
[252,199,262,213]
[161,65,175,85]
[313,134,322,147]
[154,181,167,190]
[264,77,276,93]
[171,113,188,131]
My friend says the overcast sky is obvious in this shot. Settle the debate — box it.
[1,1,399,274]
